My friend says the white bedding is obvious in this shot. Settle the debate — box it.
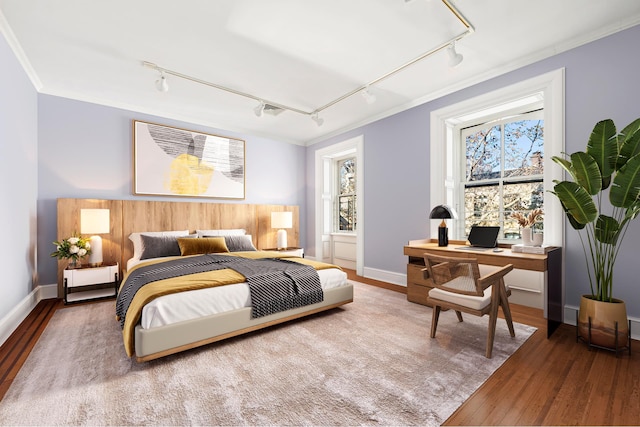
[130,257,349,329]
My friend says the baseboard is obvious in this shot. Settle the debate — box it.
[362,267,406,287]
[0,283,57,346]
[564,305,640,341]
[304,256,406,287]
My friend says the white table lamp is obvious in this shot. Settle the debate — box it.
[271,211,293,250]
[81,209,110,266]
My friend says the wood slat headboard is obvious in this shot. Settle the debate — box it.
[56,198,299,297]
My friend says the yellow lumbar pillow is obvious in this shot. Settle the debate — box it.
[177,237,229,256]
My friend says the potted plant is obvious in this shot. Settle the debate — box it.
[551,118,640,350]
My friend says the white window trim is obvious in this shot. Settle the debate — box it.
[314,135,364,275]
[430,68,565,246]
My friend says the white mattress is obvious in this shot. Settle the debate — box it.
[131,258,349,329]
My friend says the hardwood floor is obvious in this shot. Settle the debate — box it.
[1,275,638,425]
[0,298,61,400]
[347,270,640,426]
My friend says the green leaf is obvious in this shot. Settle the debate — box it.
[595,215,619,245]
[552,181,598,225]
[587,119,618,188]
[611,153,640,208]
[625,200,640,222]
[570,152,602,195]
[551,155,578,182]
[617,118,640,169]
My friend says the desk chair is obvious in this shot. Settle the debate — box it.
[423,253,515,358]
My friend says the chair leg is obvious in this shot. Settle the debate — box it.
[499,282,515,337]
[431,306,441,338]
[455,310,463,322]
[486,284,501,359]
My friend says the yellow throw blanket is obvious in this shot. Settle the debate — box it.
[118,251,341,357]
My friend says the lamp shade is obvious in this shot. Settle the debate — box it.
[80,209,110,234]
[271,211,293,229]
[429,205,457,220]
[81,209,110,267]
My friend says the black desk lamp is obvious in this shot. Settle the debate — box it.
[429,205,457,246]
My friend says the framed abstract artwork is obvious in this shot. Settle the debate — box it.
[133,120,245,199]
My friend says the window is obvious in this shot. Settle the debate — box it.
[429,69,565,246]
[460,110,544,239]
[336,157,356,232]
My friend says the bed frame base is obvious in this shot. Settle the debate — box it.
[134,284,354,362]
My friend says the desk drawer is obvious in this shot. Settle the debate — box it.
[407,263,432,287]
[407,264,433,305]
[479,265,544,293]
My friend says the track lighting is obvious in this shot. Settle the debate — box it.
[141,0,474,121]
[311,113,324,127]
[155,72,169,92]
[254,100,265,117]
[361,87,376,105]
[447,42,463,68]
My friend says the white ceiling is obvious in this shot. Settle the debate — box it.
[2,0,640,145]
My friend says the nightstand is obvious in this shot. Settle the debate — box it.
[262,247,304,258]
[63,262,119,304]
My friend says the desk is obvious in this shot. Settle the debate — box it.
[403,240,562,337]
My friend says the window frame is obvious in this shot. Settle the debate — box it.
[430,69,565,247]
[455,108,545,240]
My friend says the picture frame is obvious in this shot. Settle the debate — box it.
[133,120,245,199]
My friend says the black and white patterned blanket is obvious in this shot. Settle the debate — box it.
[116,254,323,327]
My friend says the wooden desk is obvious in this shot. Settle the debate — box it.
[404,240,562,337]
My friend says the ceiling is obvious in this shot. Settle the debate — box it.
[2,1,640,146]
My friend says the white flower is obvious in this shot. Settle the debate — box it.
[85,242,91,250]
[77,248,87,257]
[68,237,80,245]
[69,245,79,254]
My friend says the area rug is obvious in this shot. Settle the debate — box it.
[0,281,536,426]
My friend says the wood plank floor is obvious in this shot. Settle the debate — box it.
[1,274,638,425]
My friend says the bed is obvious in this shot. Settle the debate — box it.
[118,231,353,362]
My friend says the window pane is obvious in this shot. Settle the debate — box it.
[503,181,544,237]
[463,185,500,235]
[339,158,356,195]
[466,125,501,181]
[336,156,356,233]
[504,119,544,177]
[338,195,356,231]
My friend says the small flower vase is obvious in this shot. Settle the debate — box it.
[532,232,543,247]
[67,258,82,269]
[521,227,533,246]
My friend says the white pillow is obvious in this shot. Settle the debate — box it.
[129,230,190,260]
[195,229,246,238]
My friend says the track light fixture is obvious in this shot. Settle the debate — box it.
[155,72,169,92]
[311,113,324,127]
[361,87,377,105]
[447,42,463,68]
[254,100,265,117]
[142,0,474,124]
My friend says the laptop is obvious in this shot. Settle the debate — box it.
[456,225,500,250]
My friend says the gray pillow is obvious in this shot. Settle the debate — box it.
[219,234,257,252]
[140,235,187,259]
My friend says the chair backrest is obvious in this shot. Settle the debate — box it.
[423,253,484,297]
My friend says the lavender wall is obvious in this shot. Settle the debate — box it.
[306,25,640,317]
[37,96,306,285]
[0,33,38,320]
